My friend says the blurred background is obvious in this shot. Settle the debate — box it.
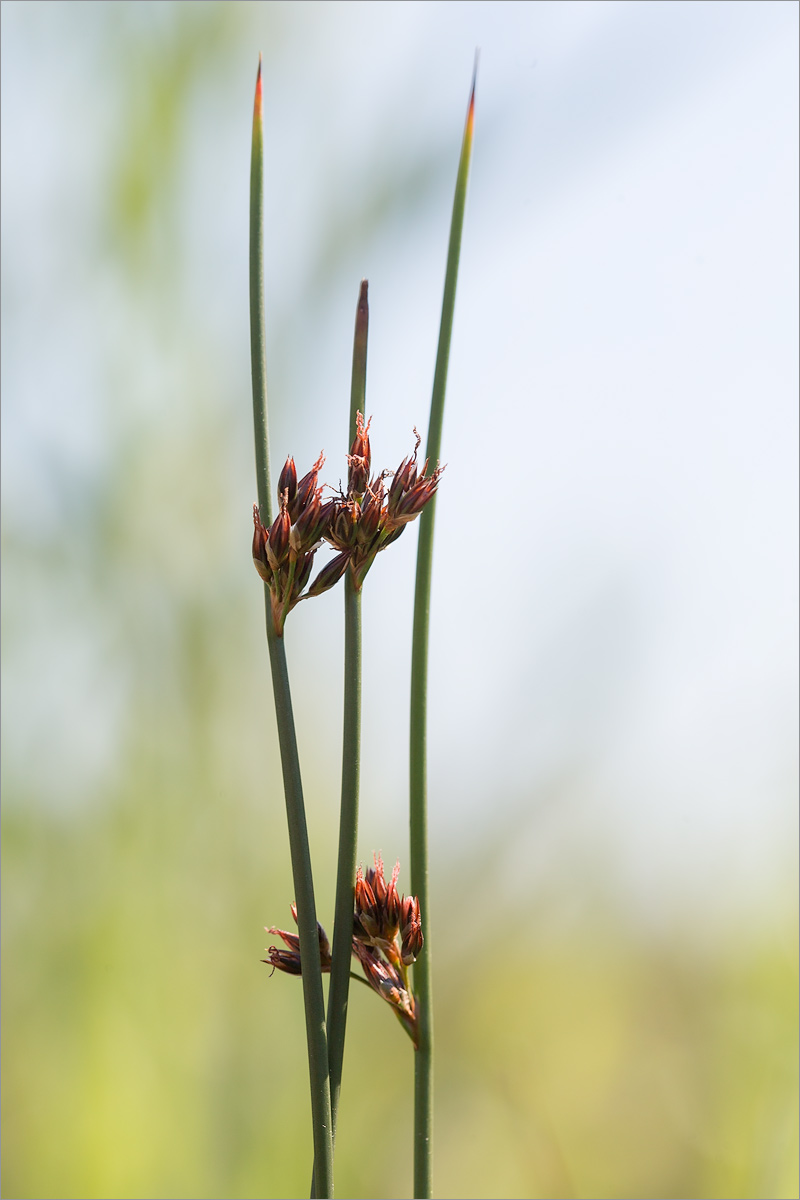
[2,2,797,1197]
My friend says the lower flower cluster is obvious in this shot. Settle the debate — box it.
[264,853,423,1047]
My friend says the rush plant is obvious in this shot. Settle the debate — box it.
[248,53,475,1199]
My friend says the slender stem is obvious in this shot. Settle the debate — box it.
[250,54,272,527]
[249,56,334,1198]
[409,64,476,1200]
[326,279,368,1132]
[311,280,369,1198]
[268,628,334,1199]
[326,572,361,1123]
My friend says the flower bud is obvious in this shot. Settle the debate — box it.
[291,490,336,555]
[290,490,321,554]
[400,895,415,932]
[278,456,297,506]
[263,905,332,973]
[252,506,272,582]
[388,463,444,529]
[263,947,303,975]
[349,411,371,463]
[400,896,423,965]
[388,455,417,512]
[289,902,332,967]
[293,551,315,597]
[359,478,385,542]
[315,499,337,542]
[368,855,388,906]
[268,504,291,564]
[347,412,372,496]
[387,430,421,510]
[329,499,359,551]
[292,451,325,521]
[384,870,401,937]
[305,550,350,599]
[355,867,378,920]
[267,922,300,953]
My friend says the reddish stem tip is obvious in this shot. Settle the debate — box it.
[254,53,263,117]
[467,51,478,132]
[358,278,369,317]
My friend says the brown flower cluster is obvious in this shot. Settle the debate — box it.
[351,853,423,1046]
[252,415,443,632]
[263,902,332,976]
[264,853,423,1047]
[252,452,344,636]
[326,413,444,590]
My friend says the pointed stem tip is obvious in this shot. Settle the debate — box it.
[254,52,263,119]
[468,50,478,132]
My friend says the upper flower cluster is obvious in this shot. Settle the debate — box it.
[326,413,444,590]
[252,415,443,633]
[252,452,345,636]
[264,852,423,1047]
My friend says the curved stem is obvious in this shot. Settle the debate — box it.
[249,56,333,1198]
[410,63,476,1200]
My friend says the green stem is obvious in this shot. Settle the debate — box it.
[250,54,272,527]
[326,279,368,1135]
[326,572,361,1125]
[348,280,369,434]
[311,280,368,1198]
[268,627,334,1199]
[409,65,476,1200]
[249,56,333,1198]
